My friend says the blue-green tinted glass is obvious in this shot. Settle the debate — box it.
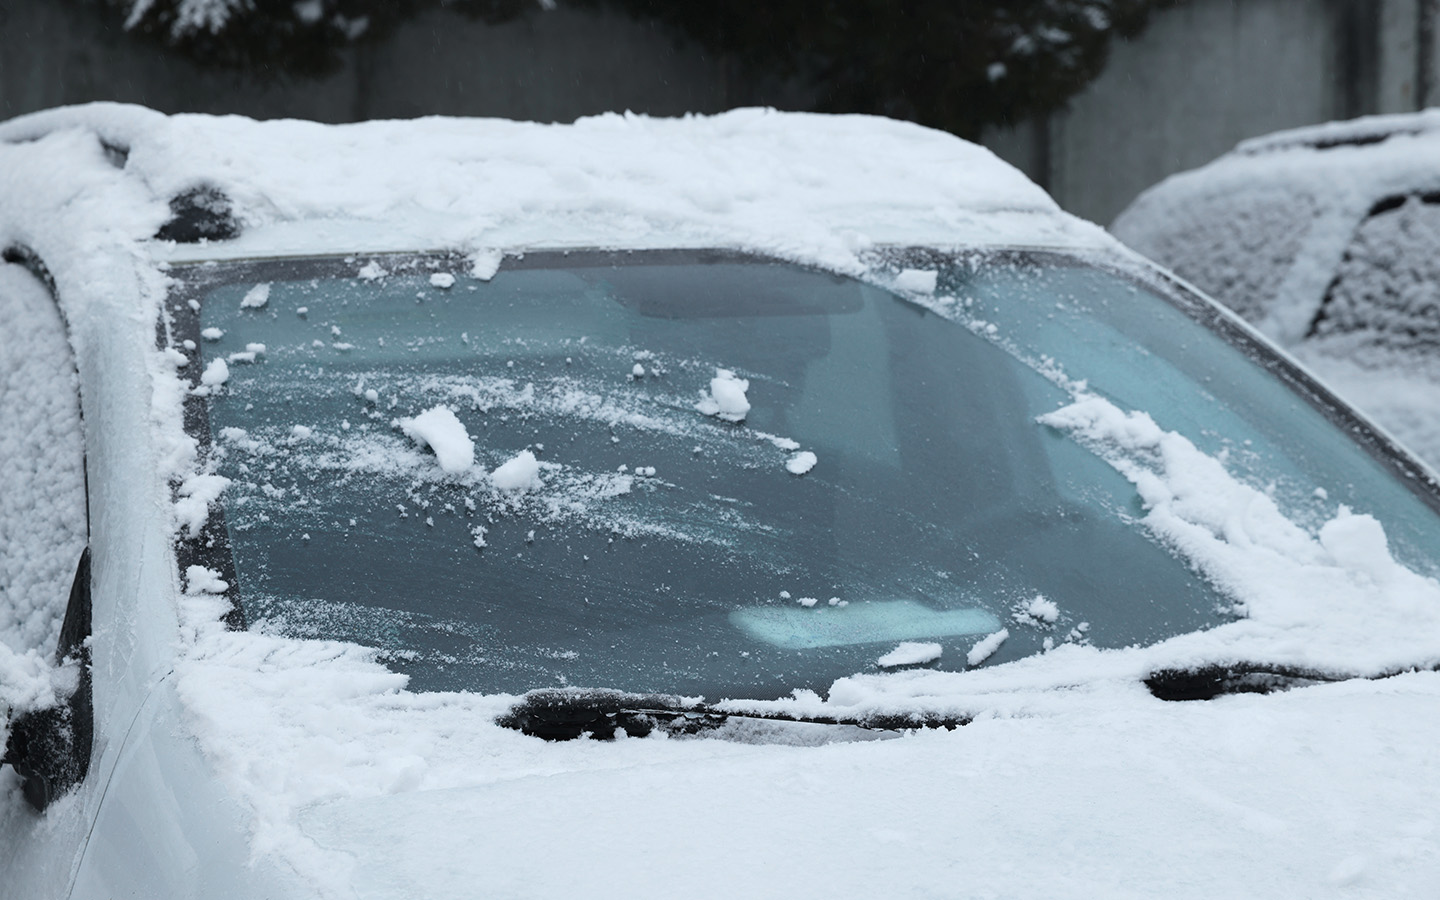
[183,251,1437,699]
[937,256,1440,577]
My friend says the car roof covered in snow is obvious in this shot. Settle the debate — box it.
[1233,107,1440,155]
[0,102,1112,265]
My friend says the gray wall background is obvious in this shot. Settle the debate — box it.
[2,0,1435,225]
[984,0,1440,223]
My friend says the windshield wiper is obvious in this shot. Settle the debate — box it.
[496,688,969,741]
[1145,663,1347,701]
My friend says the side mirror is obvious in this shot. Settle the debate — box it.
[1,548,93,811]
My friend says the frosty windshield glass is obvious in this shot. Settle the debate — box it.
[171,250,1440,699]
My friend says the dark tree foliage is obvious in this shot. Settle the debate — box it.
[93,0,1176,136]
[581,0,1178,137]
[96,0,536,77]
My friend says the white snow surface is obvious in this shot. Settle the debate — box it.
[877,641,943,668]
[398,406,474,474]
[240,282,271,309]
[489,450,543,492]
[0,103,1102,270]
[172,578,1440,898]
[199,357,229,386]
[4,104,1440,898]
[173,473,231,539]
[1035,393,1440,674]
[966,629,1010,667]
[0,266,87,658]
[0,269,86,753]
[1023,594,1061,624]
[696,368,751,422]
[785,450,818,475]
[892,267,939,294]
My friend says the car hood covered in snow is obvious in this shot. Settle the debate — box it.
[290,671,1440,900]
[2,104,1440,898]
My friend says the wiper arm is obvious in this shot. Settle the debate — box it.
[496,688,968,741]
[1145,663,1345,701]
[496,689,723,741]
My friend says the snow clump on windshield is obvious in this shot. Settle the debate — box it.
[174,474,232,538]
[491,450,543,492]
[200,358,230,387]
[240,283,271,309]
[429,273,455,289]
[1022,595,1060,624]
[786,451,818,475]
[399,405,475,474]
[696,368,751,422]
[967,629,1010,666]
[877,641,943,668]
[357,261,388,281]
[893,268,938,294]
[470,249,503,281]
[184,565,230,596]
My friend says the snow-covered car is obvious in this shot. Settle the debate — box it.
[1113,110,1440,467]
[4,104,1440,899]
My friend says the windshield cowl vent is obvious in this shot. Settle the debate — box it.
[156,186,240,244]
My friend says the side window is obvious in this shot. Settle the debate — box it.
[0,261,87,657]
[1310,193,1440,350]
[0,259,90,810]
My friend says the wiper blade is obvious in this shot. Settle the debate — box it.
[1145,663,1345,701]
[495,689,723,741]
[495,688,968,741]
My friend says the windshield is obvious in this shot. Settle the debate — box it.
[167,250,1440,699]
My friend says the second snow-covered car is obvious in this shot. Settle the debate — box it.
[1113,110,1440,466]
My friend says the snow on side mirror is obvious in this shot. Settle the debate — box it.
[1,548,93,812]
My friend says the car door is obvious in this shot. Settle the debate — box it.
[0,254,94,897]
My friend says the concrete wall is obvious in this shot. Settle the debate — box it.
[982,0,1440,225]
[0,1,735,124]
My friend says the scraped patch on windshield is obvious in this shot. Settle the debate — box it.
[730,601,1002,650]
